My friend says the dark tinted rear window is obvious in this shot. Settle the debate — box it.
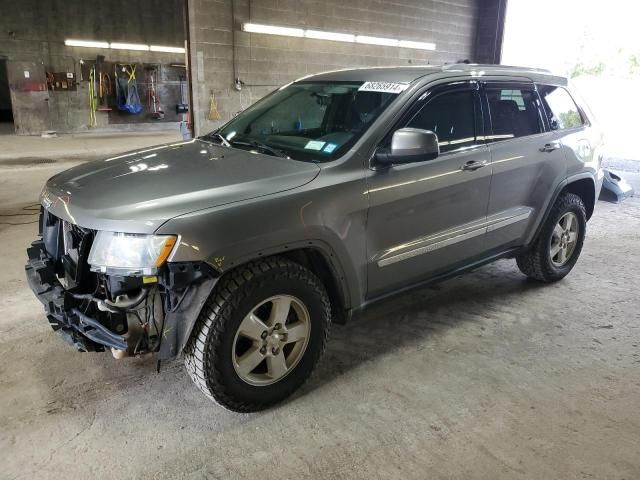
[486,88,542,141]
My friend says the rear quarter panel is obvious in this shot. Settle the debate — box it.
[561,90,605,196]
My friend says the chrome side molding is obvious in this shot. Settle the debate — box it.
[376,207,532,267]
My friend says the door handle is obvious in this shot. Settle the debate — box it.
[540,142,561,152]
[461,160,487,171]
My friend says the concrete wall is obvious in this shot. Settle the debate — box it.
[187,0,484,136]
[2,0,506,135]
[0,0,186,133]
[474,0,506,64]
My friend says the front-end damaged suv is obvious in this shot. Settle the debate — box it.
[26,65,603,411]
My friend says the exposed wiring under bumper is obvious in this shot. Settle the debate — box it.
[25,239,218,359]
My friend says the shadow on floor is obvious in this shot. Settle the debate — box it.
[303,262,548,396]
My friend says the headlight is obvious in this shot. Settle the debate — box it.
[88,231,177,275]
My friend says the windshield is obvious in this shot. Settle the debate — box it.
[206,81,405,162]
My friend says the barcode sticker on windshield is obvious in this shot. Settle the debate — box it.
[305,140,326,151]
[359,81,409,94]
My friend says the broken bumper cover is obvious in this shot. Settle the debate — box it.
[599,168,634,203]
[25,240,128,352]
[26,239,219,359]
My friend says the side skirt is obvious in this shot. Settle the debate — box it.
[345,246,522,323]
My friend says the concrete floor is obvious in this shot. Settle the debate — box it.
[0,150,639,479]
[0,126,182,163]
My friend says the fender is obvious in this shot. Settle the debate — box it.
[158,240,352,360]
[208,238,354,312]
[158,202,367,312]
[526,172,596,247]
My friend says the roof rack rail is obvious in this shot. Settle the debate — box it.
[443,63,552,74]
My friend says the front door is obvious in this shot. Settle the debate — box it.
[6,61,50,135]
[366,83,492,298]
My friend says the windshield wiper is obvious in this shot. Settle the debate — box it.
[206,132,231,147]
[230,139,290,159]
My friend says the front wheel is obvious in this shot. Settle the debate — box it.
[184,257,331,412]
[516,192,587,282]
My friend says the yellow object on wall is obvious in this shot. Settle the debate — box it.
[208,93,221,121]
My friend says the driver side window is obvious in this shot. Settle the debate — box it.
[407,90,479,153]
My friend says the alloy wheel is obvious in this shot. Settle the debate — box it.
[550,212,579,267]
[232,295,311,386]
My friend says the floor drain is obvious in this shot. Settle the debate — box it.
[1,157,58,166]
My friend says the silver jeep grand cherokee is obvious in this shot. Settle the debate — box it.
[26,64,603,411]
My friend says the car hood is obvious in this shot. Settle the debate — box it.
[42,138,321,234]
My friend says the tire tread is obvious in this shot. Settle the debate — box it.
[516,193,586,282]
[184,257,331,412]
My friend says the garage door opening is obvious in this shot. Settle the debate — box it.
[502,0,640,163]
[0,59,14,135]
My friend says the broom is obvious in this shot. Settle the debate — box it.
[208,92,221,121]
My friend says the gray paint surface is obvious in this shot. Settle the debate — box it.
[41,64,604,313]
[44,139,320,233]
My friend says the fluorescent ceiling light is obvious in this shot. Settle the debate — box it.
[65,39,184,53]
[398,40,436,51]
[243,23,303,37]
[305,30,354,42]
[110,42,150,51]
[241,23,436,51]
[65,39,109,48]
[150,45,185,53]
[355,35,399,47]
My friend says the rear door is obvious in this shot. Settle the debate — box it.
[481,81,566,251]
[6,60,50,135]
[366,81,492,298]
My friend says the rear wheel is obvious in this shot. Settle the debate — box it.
[516,193,587,282]
[184,257,331,412]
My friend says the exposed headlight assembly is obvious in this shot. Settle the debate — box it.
[88,231,177,275]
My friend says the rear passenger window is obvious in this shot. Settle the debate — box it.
[407,90,478,153]
[486,88,543,141]
[538,85,584,130]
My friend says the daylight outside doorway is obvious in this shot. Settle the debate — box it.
[502,0,640,166]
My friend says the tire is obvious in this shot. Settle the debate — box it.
[184,257,331,412]
[516,192,587,283]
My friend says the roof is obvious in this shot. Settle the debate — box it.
[301,64,567,85]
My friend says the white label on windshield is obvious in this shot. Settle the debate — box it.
[305,140,325,151]
[359,81,409,94]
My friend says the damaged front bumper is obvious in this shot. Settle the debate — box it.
[26,240,128,351]
[25,239,217,359]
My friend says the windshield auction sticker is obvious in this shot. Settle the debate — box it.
[305,140,326,150]
[358,81,409,94]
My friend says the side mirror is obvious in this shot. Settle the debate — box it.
[375,128,439,166]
